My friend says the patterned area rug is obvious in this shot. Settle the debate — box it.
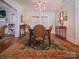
[0,35,79,59]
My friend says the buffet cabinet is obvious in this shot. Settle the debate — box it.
[55,26,66,39]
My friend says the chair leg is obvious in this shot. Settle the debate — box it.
[43,38,45,47]
[0,36,2,39]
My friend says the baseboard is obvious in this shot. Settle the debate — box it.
[54,34,79,47]
[63,39,79,47]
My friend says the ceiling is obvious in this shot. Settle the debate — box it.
[0,1,10,9]
[16,0,64,11]
[0,1,14,10]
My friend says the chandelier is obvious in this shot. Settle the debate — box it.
[32,0,48,11]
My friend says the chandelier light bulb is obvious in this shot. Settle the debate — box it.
[32,0,48,11]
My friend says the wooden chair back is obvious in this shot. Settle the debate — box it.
[33,25,46,37]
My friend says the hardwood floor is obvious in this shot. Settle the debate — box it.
[0,34,29,53]
[52,35,79,52]
[0,34,79,53]
[0,35,17,53]
[63,39,79,52]
[0,34,79,59]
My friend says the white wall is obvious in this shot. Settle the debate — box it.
[56,0,76,44]
[3,0,22,37]
[0,1,17,34]
[75,0,79,45]
[22,11,55,33]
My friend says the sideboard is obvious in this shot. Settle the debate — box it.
[55,26,66,39]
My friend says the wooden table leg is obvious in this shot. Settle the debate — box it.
[48,31,51,47]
